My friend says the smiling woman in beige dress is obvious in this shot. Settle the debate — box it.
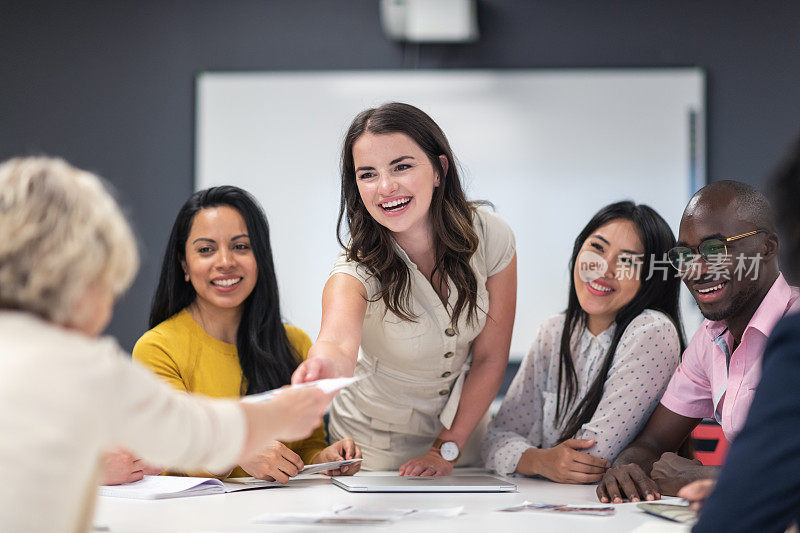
[292,102,517,476]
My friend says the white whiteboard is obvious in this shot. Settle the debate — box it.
[196,69,705,360]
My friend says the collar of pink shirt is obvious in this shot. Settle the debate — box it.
[704,273,799,342]
[701,273,800,439]
[661,273,800,442]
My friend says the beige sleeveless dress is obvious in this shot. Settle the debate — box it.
[327,208,515,470]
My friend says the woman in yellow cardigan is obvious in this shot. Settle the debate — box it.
[119,186,360,484]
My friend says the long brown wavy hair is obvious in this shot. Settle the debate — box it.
[337,102,482,329]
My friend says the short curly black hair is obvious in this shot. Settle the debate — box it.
[689,179,777,234]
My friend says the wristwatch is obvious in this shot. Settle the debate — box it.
[432,438,460,462]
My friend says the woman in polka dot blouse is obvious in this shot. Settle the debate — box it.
[484,201,685,483]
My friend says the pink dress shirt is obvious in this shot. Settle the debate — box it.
[660,274,800,442]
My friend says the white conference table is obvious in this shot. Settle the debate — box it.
[94,469,690,533]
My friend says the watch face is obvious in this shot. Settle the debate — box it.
[440,441,459,461]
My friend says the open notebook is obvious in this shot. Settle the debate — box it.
[98,475,282,500]
[98,460,361,500]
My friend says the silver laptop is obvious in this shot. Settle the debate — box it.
[331,474,516,493]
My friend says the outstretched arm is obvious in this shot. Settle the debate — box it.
[292,274,367,383]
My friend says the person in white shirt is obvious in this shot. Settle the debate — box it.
[484,201,685,483]
[0,157,331,533]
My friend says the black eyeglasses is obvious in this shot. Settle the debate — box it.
[667,230,767,273]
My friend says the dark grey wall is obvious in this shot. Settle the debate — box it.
[2,0,799,350]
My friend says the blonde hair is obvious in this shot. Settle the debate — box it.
[0,157,139,323]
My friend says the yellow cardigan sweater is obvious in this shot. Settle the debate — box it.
[132,309,327,478]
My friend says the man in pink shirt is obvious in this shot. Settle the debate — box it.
[596,180,800,504]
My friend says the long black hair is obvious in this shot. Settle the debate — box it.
[149,185,299,394]
[556,201,686,442]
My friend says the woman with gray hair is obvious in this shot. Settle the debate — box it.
[0,156,332,533]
